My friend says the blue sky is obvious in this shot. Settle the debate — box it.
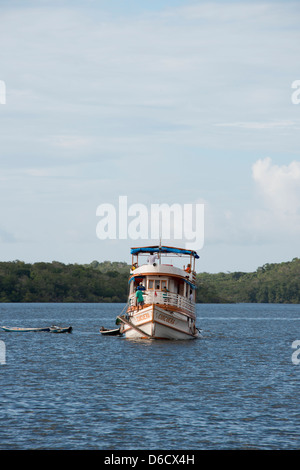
[1,0,300,272]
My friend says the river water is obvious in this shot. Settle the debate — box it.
[1,302,300,450]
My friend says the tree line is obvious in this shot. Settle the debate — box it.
[0,257,299,303]
[196,258,300,303]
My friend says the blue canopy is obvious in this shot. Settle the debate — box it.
[128,275,145,284]
[185,279,196,289]
[130,245,199,259]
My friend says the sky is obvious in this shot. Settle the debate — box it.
[1,0,300,273]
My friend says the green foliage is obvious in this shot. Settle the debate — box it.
[0,260,130,303]
[0,258,299,303]
[196,258,300,303]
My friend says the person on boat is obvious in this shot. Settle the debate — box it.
[136,282,145,291]
[162,286,169,302]
[147,253,158,265]
[185,264,191,273]
[135,288,145,310]
[131,262,138,271]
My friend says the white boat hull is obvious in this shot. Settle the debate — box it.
[120,305,198,340]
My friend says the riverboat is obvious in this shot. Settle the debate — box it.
[117,245,200,340]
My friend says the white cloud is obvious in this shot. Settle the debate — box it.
[50,135,92,149]
[2,2,300,145]
[204,157,300,250]
[1,2,300,269]
[215,121,300,130]
[252,157,300,215]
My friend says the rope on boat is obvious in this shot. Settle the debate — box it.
[116,314,152,339]
[115,302,130,325]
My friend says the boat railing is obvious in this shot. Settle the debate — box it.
[128,291,195,317]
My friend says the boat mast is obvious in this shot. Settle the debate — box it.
[159,237,162,265]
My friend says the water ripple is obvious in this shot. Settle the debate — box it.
[1,303,300,449]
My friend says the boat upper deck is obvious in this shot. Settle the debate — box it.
[130,245,198,276]
[130,263,195,282]
[128,245,198,317]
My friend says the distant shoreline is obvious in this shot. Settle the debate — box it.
[0,258,299,304]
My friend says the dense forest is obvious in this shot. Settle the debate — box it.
[0,260,129,303]
[0,258,299,303]
[196,258,300,303]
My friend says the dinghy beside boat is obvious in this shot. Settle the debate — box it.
[99,326,122,336]
[1,326,51,332]
[49,325,73,333]
[1,325,73,333]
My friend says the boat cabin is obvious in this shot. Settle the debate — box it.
[128,245,198,317]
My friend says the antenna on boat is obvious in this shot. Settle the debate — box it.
[159,236,162,265]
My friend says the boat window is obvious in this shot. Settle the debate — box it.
[148,279,168,290]
[178,281,184,296]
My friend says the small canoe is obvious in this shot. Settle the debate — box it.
[1,326,50,332]
[100,327,122,336]
[49,326,72,333]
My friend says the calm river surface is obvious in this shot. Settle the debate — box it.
[1,303,300,450]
